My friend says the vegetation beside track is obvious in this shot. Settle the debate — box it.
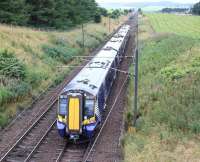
[0,16,127,128]
[124,14,200,161]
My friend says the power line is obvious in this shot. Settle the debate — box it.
[57,65,134,77]
[71,56,134,59]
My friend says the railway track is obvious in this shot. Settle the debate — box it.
[56,142,90,162]
[0,100,58,162]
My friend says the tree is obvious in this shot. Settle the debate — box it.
[0,0,101,29]
[138,8,142,14]
[123,9,129,15]
[192,1,200,15]
[99,7,108,17]
[51,0,73,29]
[162,8,189,13]
[0,0,28,25]
[27,0,56,27]
[110,9,121,19]
[94,12,102,23]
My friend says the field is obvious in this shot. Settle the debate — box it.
[124,14,200,161]
[0,16,127,128]
[148,13,200,39]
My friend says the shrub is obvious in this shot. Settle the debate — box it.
[190,121,200,134]
[52,38,67,47]
[9,82,31,100]
[42,44,80,64]
[0,113,9,128]
[192,57,200,67]
[94,13,102,23]
[0,87,12,106]
[76,35,100,49]
[160,66,185,80]
[0,50,26,80]
[25,70,46,88]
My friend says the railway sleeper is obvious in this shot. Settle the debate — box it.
[20,140,32,145]
[5,158,23,162]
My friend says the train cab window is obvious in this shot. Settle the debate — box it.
[84,99,94,118]
[59,98,68,115]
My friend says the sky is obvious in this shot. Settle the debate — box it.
[96,0,199,4]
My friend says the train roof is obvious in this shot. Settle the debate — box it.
[61,25,130,96]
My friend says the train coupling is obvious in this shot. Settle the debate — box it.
[69,134,80,141]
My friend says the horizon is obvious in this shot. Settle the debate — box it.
[96,0,198,10]
[96,0,199,4]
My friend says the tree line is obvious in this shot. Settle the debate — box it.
[160,1,200,15]
[0,0,130,29]
[161,8,189,13]
[0,0,103,29]
[192,1,200,15]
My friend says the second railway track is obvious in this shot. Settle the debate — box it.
[0,100,58,162]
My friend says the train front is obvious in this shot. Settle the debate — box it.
[57,90,97,140]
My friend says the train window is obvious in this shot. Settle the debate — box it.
[59,98,68,115]
[84,99,94,118]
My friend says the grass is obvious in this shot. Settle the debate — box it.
[148,13,200,39]
[123,14,200,162]
[0,16,127,128]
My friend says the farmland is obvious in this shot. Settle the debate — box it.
[0,16,127,128]
[124,14,200,161]
[148,13,200,39]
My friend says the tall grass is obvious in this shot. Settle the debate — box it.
[124,14,200,162]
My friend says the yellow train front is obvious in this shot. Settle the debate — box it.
[57,91,97,140]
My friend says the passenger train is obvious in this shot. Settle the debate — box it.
[57,25,130,140]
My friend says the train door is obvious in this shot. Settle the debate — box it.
[67,94,83,134]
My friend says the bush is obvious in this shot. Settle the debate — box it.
[160,66,185,80]
[9,82,31,100]
[0,113,9,128]
[52,38,67,47]
[0,87,12,106]
[25,70,47,88]
[0,50,26,80]
[192,57,200,67]
[76,35,100,49]
[94,13,101,23]
[42,44,80,64]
